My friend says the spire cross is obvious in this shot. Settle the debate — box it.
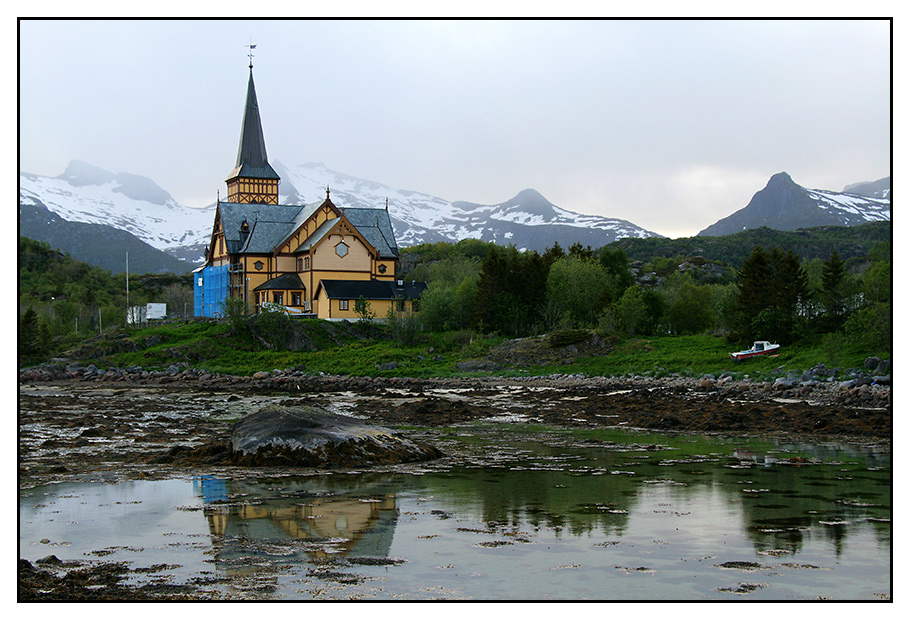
[246,42,256,69]
[326,186,331,200]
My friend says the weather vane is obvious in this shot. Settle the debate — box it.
[247,41,256,68]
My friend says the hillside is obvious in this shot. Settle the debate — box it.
[19,198,195,275]
[610,221,890,269]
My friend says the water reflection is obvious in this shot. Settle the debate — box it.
[188,431,890,583]
[20,429,890,599]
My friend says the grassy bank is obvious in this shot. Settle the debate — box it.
[55,318,889,382]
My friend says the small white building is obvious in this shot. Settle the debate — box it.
[127,303,167,324]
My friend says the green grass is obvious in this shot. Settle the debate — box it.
[525,333,889,380]
[72,320,888,380]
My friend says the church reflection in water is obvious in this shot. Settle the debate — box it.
[193,476,399,589]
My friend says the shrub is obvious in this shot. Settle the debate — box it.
[251,306,293,350]
[548,329,591,347]
[355,296,377,324]
[221,297,249,336]
[821,331,845,367]
[844,302,891,352]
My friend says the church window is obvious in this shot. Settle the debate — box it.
[297,258,303,271]
[292,292,302,306]
[378,264,387,274]
[254,261,264,271]
[273,292,283,305]
[335,242,349,258]
[304,256,310,270]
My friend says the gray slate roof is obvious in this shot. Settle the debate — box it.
[218,201,399,259]
[344,208,399,259]
[227,70,280,181]
[219,203,303,255]
[317,279,427,300]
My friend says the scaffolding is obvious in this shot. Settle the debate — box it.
[229,262,246,306]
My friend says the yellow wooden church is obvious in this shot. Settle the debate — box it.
[194,66,426,320]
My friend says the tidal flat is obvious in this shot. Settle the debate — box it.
[18,380,891,600]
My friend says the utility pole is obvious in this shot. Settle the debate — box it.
[126,251,130,324]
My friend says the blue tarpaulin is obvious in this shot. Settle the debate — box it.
[194,264,229,317]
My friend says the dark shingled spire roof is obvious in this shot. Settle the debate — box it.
[227,69,279,181]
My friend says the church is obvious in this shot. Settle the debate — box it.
[193,64,426,320]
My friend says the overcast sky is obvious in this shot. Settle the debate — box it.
[18,18,891,238]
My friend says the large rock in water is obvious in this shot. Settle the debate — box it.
[230,405,442,468]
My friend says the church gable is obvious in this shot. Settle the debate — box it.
[305,216,377,270]
[274,198,341,256]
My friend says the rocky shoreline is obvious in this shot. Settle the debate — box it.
[19,356,892,413]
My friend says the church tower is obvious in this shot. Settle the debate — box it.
[225,65,280,204]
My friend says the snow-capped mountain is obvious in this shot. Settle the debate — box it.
[698,172,891,237]
[843,177,891,200]
[19,196,195,275]
[275,162,660,250]
[19,161,661,270]
[18,161,215,253]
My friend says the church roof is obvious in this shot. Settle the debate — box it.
[316,279,427,300]
[218,200,400,259]
[252,273,306,292]
[227,69,280,181]
[295,217,338,253]
[219,202,300,254]
[343,208,399,258]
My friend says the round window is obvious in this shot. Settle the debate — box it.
[335,242,349,258]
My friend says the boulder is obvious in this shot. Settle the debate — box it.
[230,405,442,468]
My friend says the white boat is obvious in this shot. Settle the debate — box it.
[730,340,780,361]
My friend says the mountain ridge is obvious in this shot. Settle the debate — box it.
[698,172,890,237]
[18,195,196,274]
[19,162,889,275]
[19,161,662,269]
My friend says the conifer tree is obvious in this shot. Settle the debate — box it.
[732,246,807,344]
[19,307,39,361]
[819,249,847,326]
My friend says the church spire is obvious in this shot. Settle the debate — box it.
[225,58,280,205]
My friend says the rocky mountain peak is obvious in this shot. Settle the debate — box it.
[766,171,795,186]
[58,160,116,186]
[698,172,890,237]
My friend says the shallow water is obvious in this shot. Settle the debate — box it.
[19,425,890,600]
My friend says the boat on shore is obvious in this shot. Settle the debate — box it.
[730,340,780,361]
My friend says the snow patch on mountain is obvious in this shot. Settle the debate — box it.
[19,163,214,252]
[698,171,890,237]
[20,160,659,260]
[805,189,890,221]
[275,162,658,249]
